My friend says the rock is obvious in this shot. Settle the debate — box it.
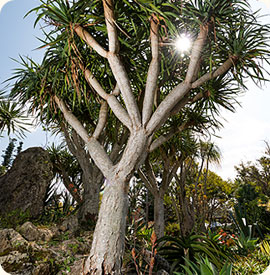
[0,147,54,218]
[32,263,51,275]
[18,222,40,242]
[0,229,28,255]
[59,215,79,234]
[0,226,92,275]
[60,239,90,255]
[0,229,32,274]
[0,251,31,274]
[19,222,55,242]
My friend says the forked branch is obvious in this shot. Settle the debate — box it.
[54,96,113,178]
[185,25,209,83]
[83,67,132,130]
[149,120,193,152]
[191,58,234,89]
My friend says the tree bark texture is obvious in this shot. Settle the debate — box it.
[154,194,165,239]
[84,178,128,274]
[63,127,103,222]
[84,131,148,274]
[79,165,103,223]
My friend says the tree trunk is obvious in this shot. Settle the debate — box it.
[154,194,165,239]
[83,177,128,274]
[84,130,148,274]
[63,127,103,223]
[181,199,195,237]
[78,166,102,224]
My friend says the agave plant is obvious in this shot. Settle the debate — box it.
[175,256,232,275]
[260,240,270,256]
[158,233,229,273]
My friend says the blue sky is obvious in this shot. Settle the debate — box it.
[0,0,59,155]
[0,0,270,180]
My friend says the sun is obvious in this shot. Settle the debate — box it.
[175,34,192,53]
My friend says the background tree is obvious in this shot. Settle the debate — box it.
[234,142,270,232]
[235,142,270,197]
[168,139,226,236]
[0,91,29,137]
[10,0,270,273]
[0,138,23,175]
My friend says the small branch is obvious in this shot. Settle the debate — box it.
[93,101,108,139]
[166,160,181,191]
[54,96,90,144]
[145,158,158,192]
[170,90,208,117]
[138,169,156,195]
[74,25,108,58]
[142,18,160,126]
[61,123,77,156]
[146,82,190,134]
[103,0,120,53]
[102,0,141,128]
[149,121,191,152]
[112,84,120,96]
[109,130,129,163]
[62,124,93,174]
[191,58,234,89]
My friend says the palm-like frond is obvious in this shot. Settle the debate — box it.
[0,94,30,137]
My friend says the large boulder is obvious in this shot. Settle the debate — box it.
[0,147,54,218]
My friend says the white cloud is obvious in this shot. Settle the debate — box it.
[0,0,13,13]
[212,110,270,180]
[260,0,270,7]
